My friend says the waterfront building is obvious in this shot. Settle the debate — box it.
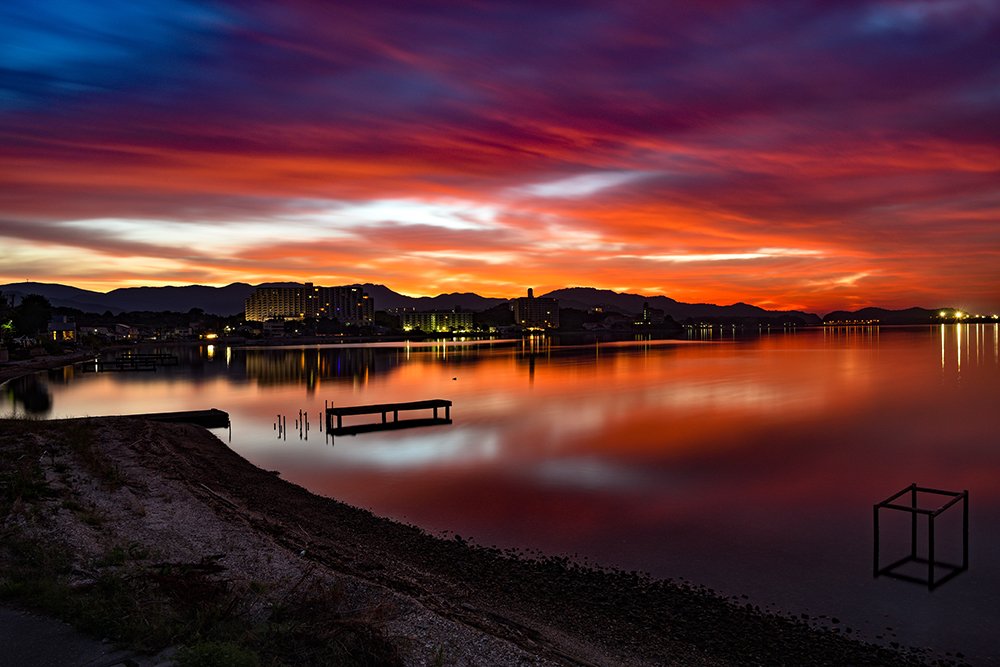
[245,283,373,325]
[262,320,286,337]
[636,301,666,326]
[401,311,475,333]
[512,288,559,330]
[245,283,314,322]
[313,285,374,325]
[47,315,76,342]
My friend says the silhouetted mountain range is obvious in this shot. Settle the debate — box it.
[355,284,508,312]
[542,287,822,324]
[0,282,257,316]
[822,306,942,325]
[0,281,512,316]
[0,281,948,323]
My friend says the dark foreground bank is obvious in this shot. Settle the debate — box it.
[0,417,952,666]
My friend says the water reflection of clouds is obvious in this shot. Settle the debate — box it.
[530,457,651,492]
[329,428,500,469]
[18,331,1000,664]
[644,380,824,413]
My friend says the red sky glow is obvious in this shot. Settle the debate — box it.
[1,1,998,314]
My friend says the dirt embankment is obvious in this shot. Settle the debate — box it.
[1,417,942,666]
[0,352,98,384]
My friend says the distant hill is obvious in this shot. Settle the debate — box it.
[0,281,249,315]
[0,281,508,316]
[4,281,947,325]
[822,307,941,325]
[0,283,111,313]
[356,284,507,311]
[0,282,256,316]
[542,287,823,324]
[104,284,257,315]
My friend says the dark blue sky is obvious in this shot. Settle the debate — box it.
[1,1,998,311]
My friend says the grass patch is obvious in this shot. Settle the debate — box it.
[176,641,260,667]
[0,535,186,649]
[96,542,151,567]
[253,580,400,666]
[61,420,127,491]
[60,498,105,527]
[0,420,403,665]
[0,534,402,665]
[0,433,54,515]
[0,455,51,509]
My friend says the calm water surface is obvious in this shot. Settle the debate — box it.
[4,325,1000,663]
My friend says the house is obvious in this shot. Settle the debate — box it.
[263,320,285,337]
[114,324,140,340]
[47,316,76,342]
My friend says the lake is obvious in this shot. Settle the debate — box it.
[4,324,999,663]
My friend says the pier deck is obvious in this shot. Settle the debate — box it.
[122,408,230,428]
[326,399,452,436]
[78,359,157,372]
[117,353,179,366]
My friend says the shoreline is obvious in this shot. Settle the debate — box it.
[0,351,961,665]
[0,415,946,666]
[0,350,99,384]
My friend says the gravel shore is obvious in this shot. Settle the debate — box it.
[0,416,946,666]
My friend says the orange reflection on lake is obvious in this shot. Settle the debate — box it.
[4,326,1000,662]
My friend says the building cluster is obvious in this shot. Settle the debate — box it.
[823,319,880,326]
[245,283,374,325]
[396,289,561,333]
[512,288,559,330]
[636,301,666,326]
[401,311,475,333]
[56,320,142,342]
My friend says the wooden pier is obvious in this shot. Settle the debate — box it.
[78,359,157,373]
[117,353,179,366]
[122,408,230,428]
[77,353,180,373]
[326,399,452,436]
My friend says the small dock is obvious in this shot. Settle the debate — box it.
[326,399,452,436]
[78,352,180,373]
[122,408,230,428]
[117,353,179,366]
[79,359,157,373]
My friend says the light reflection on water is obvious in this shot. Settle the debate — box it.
[3,326,1000,663]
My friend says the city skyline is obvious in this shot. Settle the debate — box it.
[1,2,999,314]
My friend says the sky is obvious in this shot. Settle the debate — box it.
[1,0,998,314]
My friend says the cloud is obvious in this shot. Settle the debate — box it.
[617,248,825,263]
[517,171,651,198]
[0,1,998,311]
